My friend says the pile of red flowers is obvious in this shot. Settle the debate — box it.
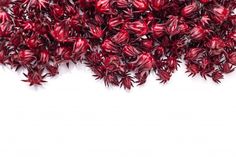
[0,0,235,89]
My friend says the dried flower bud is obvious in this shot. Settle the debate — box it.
[166,57,179,71]
[116,0,129,8]
[55,47,71,61]
[108,17,124,29]
[39,50,50,64]
[50,23,69,42]
[150,0,167,11]
[186,63,199,77]
[111,30,129,44]
[51,4,64,17]
[135,53,155,71]
[141,39,153,49]
[154,46,165,57]
[96,0,111,13]
[152,23,165,37]
[206,37,225,50]
[123,45,141,57]
[18,50,35,65]
[0,9,9,23]
[185,48,203,60]
[0,22,12,36]
[102,39,118,53]
[89,25,104,38]
[103,55,120,71]
[165,16,180,36]
[132,0,148,11]
[73,38,89,55]
[228,52,236,65]
[221,63,234,73]
[46,64,59,76]
[125,20,148,36]
[104,74,119,86]
[157,69,171,83]
[181,2,198,17]
[212,71,223,83]
[120,75,134,90]
[189,25,205,40]
[25,36,39,49]
[23,68,46,86]
[211,5,229,23]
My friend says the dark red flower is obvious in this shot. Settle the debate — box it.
[165,16,180,36]
[23,68,47,86]
[116,0,129,8]
[96,0,111,14]
[0,0,235,89]
[181,2,198,17]
[22,0,49,10]
[186,63,200,77]
[73,38,89,58]
[189,25,206,40]
[111,29,129,44]
[39,50,50,64]
[50,22,69,42]
[132,0,149,11]
[185,48,203,61]
[125,20,148,36]
[18,50,35,65]
[150,0,167,11]
[101,39,118,53]
[123,45,141,57]
[228,52,236,65]
[152,23,166,37]
[211,5,230,23]
[212,71,224,83]
[135,53,155,71]
[157,69,171,84]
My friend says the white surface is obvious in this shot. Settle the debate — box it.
[0,63,236,157]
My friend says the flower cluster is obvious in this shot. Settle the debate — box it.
[0,0,235,89]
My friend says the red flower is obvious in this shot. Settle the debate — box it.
[185,48,203,61]
[123,45,141,57]
[18,50,35,65]
[0,0,235,88]
[228,52,236,65]
[23,68,47,86]
[50,22,69,42]
[125,20,148,36]
[135,53,155,71]
[73,38,89,56]
[132,0,149,11]
[39,50,50,64]
[152,23,166,37]
[111,29,129,44]
[96,0,111,14]
[101,39,118,53]
[189,25,206,40]
[181,2,198,17]
[150,0,167,11]
[211,5,229,23]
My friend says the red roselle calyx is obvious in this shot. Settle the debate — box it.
[0,0,235,89]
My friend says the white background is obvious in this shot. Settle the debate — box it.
[0,62,236,157]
